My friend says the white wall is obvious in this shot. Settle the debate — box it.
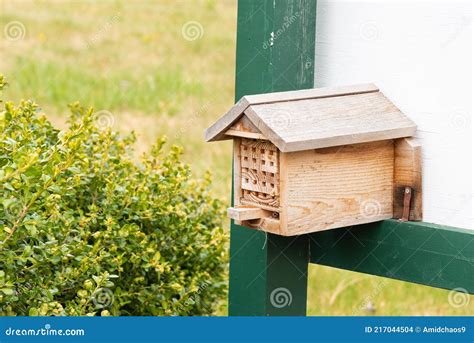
[314,0,472,229]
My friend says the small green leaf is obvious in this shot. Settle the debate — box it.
[29,307,39,316]
[0,288,14,295]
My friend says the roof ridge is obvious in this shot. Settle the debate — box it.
[205,83,379,143]
[243,83,379,106]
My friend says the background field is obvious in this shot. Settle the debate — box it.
[1,0,472,315]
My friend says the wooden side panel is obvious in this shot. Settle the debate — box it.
[279,152,289,235]
[233,138,242,225]
[282,141,394,235]
[394,137,422,220]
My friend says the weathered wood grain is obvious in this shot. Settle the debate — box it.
[233,138,242,226]
[225,115,267,140]
[253,217,281,235]
[244,83,378,105]
[281,141,394,235]
[240,139,279,174]
[228,206,266,221]
[225,129,267,140]
[241,169,278,195]
[241,191,280,209]
[239,216,281,235]
[240,199,282,213]
[240,139,279,205]
[245,92,416,152]
[205,83,379,142]
[394,137,422,220]
[229,115,261,133]
[205,96,250,142]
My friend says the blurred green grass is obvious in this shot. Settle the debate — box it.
[1,0,472,316]
[9,57,203,115]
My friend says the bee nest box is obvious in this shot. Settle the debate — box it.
[205,84,422,236]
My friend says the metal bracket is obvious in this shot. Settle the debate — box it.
[399,186,412,222]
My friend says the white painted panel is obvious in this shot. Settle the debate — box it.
[314,0,473,229]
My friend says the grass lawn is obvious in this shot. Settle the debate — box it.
[1,0,472,316]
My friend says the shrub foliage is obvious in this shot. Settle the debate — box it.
[0,76,228,316]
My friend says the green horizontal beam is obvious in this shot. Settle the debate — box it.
[309,219,474,294]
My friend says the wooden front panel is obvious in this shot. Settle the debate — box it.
[280,140,394,235]
[239,138,280,210]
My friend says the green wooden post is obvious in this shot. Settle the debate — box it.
[228,0,317,316]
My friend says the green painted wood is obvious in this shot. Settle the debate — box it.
[229,0,316,316]
[309,219,474,294]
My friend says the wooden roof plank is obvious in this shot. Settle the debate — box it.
[205,84,417,151]
[244,83,379,105]
[204,97,250,142]
[249,91,417,152]
[204,83,379,142]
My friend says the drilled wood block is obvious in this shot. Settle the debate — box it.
[239,138,280,209]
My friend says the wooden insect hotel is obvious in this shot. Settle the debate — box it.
[205,84,422,236]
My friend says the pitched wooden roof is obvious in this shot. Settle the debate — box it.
[205,83,416,152]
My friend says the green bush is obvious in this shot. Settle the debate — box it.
[0,75,228,316]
